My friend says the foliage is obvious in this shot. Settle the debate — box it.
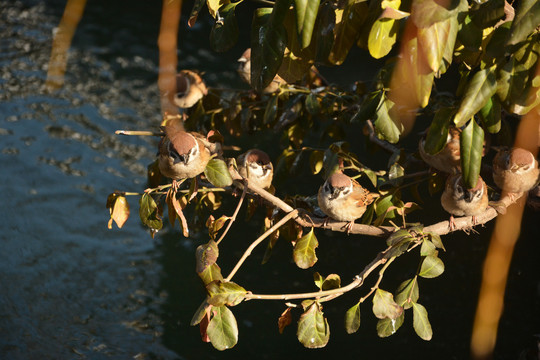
[106,0,540,351]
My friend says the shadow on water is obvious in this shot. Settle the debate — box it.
[0,1,539,359]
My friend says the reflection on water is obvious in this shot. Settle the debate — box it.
[1,1,539,359]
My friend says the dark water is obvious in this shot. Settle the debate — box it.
[1,1,539,359]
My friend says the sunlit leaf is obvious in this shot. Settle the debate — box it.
[419,255,445,278]
[207,306,238,350]
[294,0,320,49]
[377,312,404,337]
[329,1,368,65]
[386,229,412,246]
[139,193,162,231]
[207,0,228,19]
[207,215,230,240]
[418,16,457,73]
[106,193,129,229]
[309,150,324,175]
[166,188,189,237]
[420,239,438,257]
[412,302,433,341]
[454,66,497,127]
[204,158,233,188]
[293,228,318,269]
[210,3,239,52]
[411,0,465,28]
[207,280,247,307]
[191,299,212,326]
[395,277,419,310]
[368,0,402,59]
[507,0,540,46]
[460,119,484,189]
[344,302,361,334]
[374,97,402,144]
[373,289,404,320]
[297,302,330,348]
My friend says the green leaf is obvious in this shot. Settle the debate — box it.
[411,0,465,28]
[419,255,445,278]
[470,0,505,29]
[420,239,437,257]
[368,15,400,59]
[386,229,412,246]
[373,289,404,320]
[198,263,224,285]
[329,1,368,65]
[195,240,219,274]
[454,66,498,127]
[206,281,247,307]
[210,3,239,53]
[309,150,324,175]
[139,193,162,231]
[321,274,341,290]
[190,299,211,326]
[412,302,433,341]
[207,306,238,350]
[507,0,540,46]
[460,119,484,189]
[427,232,445,251]
[418,16,458,73]
[293,228,318,269]
[374,97,402,144]
[377,312,404,337]
[251,3,289,92]
[297,302,330,348]
[322,148,340,179]
[395,277,419,310]
[423,107,453,155]
[294,0,320,49]
[312,1,335,64]
[344,302,361,334]
[479,96,501,134]
[204,158,233,187]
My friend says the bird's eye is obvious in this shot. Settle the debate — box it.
[257,160,264,166]
[342,188,350,195]
[455,185,463,195]
[324,183,332,193]
[523,165,530,171]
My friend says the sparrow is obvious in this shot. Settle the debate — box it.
[419,126,461,174]
[237,48,287,94]
[173,70,208,108]
[492,147,539,199]
[237,149,274,190]
[441,173,488,231]
[317,172,378,233]
[158,124,212,181]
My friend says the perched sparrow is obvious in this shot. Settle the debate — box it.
[492,147,539,198]
[419,126,461,174]
[441,173,488,230]
[158,124,211,181]
[173,70,207,108]
[237,48,287,94]
[317,172,378,233]
[237,149,273,190]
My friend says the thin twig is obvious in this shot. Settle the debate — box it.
[216,182,248,245]
[359,256,395,303]
[115,130,162,136]
[225,209,299,282]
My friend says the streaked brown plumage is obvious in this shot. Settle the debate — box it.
[492,147,539,195]
[317,172,378,233]
[158,125,211,180]
[441,173,488,230]
[237,149,273,190]
[237,48,287,94]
